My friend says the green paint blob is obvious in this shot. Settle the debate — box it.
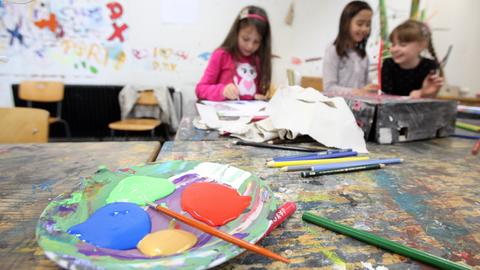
[106,175,175,206]
[89,66,98,74]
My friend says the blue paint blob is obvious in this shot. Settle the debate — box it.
[68,202,151,250]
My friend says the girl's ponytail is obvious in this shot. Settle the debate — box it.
[427,38,444,77]
[421,22,444,77]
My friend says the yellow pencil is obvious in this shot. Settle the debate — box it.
[456,121,480,132]
[266,156,369,168]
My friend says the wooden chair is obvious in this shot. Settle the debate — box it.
[0,107,49,143]
[19,81,71,137]
[108,90,162,137]
[301,76,323,91]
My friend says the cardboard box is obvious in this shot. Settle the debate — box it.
[344,95,457,144]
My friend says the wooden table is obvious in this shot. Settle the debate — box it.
[157,138,480,269]
[0,141,160,270]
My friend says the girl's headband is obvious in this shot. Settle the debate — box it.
[421,23,431,39]
[239,9,267,22]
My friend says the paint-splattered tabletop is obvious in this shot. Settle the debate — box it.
[0,141,160,270]
[157,138,480,269]
[174,116,227,141]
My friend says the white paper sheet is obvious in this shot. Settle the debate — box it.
[196,103,220,128]
[195,103,252,131]
[267,86,368,153]
[200,100,269,117]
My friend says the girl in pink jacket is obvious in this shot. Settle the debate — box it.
[196,6,272,101]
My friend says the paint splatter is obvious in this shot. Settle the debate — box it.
[68,202,151,250]
[291,57,302,65]
[361,261,389,270]
[89,66,98,74]
[198,52,211,61]
[106,175,175,206]
[181,182,251,226]
[137,229,197,256]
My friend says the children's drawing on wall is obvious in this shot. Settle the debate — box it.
[197,51,211,61]
[0,0,128,78]
[0,0,202,82]
[130,47,191,73]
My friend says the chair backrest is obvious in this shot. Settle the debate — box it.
[300,76,323,91]
[19,81,65,102]
[0,107,49,143]
[136,90,159,105]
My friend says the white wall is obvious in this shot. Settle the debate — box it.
[1,0,479,108]
[428,0,480,95]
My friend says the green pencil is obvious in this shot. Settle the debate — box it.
[302,212,471,270]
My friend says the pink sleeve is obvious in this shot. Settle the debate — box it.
[195,50,228,101]
[255,57,262,95]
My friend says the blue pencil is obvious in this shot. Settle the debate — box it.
[452,134,480,140]
[311,158,403,172]
[273,150,356,162]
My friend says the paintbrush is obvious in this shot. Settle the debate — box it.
[146,202,290,264]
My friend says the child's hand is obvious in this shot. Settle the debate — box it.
[254,94,267,100]
[420,74,444,98]
[223,83,240,100]
[363,84,380,92]
[352,84,380,95]
[409,90,423,99]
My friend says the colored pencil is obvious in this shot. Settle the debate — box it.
[457,105,480,115]
[472,139,480,155]
[266,156,369,168]
[455,121,480,132]
[272,149,354,162]
[147,202,290,264]
[233,140,323,152]
[311,158,402,172]
[265,202,296,235]
[301,164,385,177]
[302,212,471,270]
[452,134,480,140]
[280,164,313,172]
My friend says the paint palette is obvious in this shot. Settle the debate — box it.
[36,161,277,269]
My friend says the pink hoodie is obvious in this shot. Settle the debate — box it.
[196,48,261,101]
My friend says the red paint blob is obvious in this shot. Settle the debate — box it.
[181,182,251,226]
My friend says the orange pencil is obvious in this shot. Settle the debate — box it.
[472,139,480,155]
[147,202,290,264]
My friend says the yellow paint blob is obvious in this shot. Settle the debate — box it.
[137,229,197,256]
